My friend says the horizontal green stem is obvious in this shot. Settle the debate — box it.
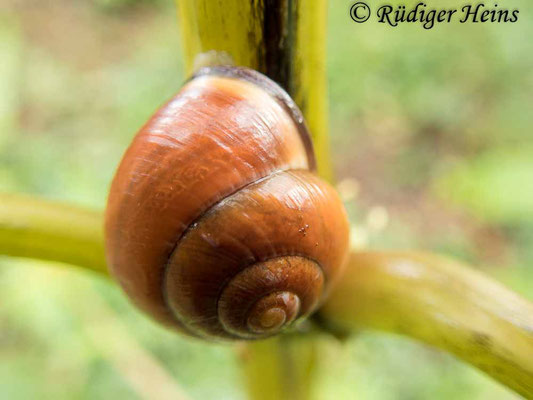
[319,251,533,398]
[0,193,107,275]
[2,194,532,396]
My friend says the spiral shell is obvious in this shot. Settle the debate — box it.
[105,66,349,340]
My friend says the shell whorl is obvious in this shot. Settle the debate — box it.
[105,67,350,340]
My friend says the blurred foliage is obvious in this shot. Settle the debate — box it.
[94,0,166,11]
[0,0,531,399]
[436,149,533,224]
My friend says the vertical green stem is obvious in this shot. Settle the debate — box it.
[291,0,332,181]
[175,1,331,399]
[239,336,318,400]
[176,0,331,179]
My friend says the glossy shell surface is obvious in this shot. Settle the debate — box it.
[105,67,349,340]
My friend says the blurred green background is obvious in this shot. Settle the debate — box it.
[1,0,531,399]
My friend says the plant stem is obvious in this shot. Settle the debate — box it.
[176,1,330,398]
[0,193,107,276]
[176,0,332,180]
[318,251,533,398]
[238,336,318,400]
[2,194,533,396]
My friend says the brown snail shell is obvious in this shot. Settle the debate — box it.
[105,66,349,340]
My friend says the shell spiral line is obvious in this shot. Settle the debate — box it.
[105,66,349,340]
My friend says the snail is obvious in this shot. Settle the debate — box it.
[105,66,350,341]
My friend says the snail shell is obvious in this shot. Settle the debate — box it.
[105,66,349,340]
